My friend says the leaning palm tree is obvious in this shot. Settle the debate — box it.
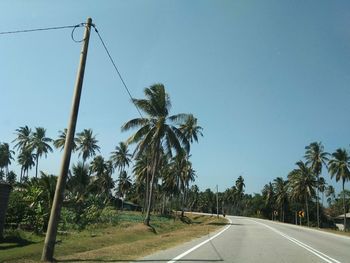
[122,84,190,225]
[288,161,316,227]
[53,129,77,151]
[328,148,350,231]
[76,129,100,166]
[305,142,329,228]
[30,127,53,178]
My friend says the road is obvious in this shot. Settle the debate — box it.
[137,216,350,263]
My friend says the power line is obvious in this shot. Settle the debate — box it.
[0,22,144,119]
[91,25,144,119]
[0,24,83,35]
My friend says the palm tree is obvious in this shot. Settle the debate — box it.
[53,129,77,151]
[30,127,53,178]
[13,125,32,152]
[319,176,326,206]
[288,161,316,227]
[90,156,114,202]
[325,185,335,206]
[328,148,350,231]
[68,162,90,202]
[305,142,329,228]
[110,142,132,172]
[262,182,275,220]
[273,177,289,222]
[121,84,190,225]
[0,142,15,176]
[179,114,203,149]
[76,129,100,166]
[17,149,35,181]
[133,153,151,211]
[118,171,132,209]
[13,125,32,179]
[90,155,107,176]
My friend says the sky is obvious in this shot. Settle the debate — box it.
[1,0,350,195]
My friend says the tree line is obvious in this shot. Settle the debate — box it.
[1,84,204,232]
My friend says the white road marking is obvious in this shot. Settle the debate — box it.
[251,219,342,263]
[167,217,232,263]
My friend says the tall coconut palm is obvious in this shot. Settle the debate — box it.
[121,84,190,225]
[90,156,114,202]
[273,177,289,222]
[13,125,32,152]
[288,161,316,227]
[110,142,132,172]
[118,171,132,209]
[328,148,350,231]
[53,129,77,151]
[133,153,151,211]
[76,129,100,166]
[319,176,326,206]
[13,125,32,179]
[0,142,15,176]
[30,127,53,178]
[17,149,35,181]
[325,185,335,206]
[305,142,329,228]
[262,182,275,220]
[179,114,203,149]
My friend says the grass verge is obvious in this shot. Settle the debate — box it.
[0,212,228,262]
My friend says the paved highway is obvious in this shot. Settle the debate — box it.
[137,216,350,262]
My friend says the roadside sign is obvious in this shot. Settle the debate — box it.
[298,210,305,217]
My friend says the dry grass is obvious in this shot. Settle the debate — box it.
[1,213,228,263]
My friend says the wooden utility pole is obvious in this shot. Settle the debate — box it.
[41,17,92,262]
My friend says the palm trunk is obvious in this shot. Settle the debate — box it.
[343,179,346,231]
[162,194,166,214]
[144,143,160,226]
[306,194,310,227]
[20,167,23,182]
[35,157,39,178]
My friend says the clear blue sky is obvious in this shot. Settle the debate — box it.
[1,0,350,195]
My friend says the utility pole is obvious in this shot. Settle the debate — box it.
[216,185,219,218]
[41,17,92,262]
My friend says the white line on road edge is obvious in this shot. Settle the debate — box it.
[167,217,232,263]
[251,219,342,263]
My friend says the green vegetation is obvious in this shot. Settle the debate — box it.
[1,212,227,262]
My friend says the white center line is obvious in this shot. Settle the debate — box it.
[167,217,232,263]
[251,219,342,263]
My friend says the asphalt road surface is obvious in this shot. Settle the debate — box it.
[137,215,350,263]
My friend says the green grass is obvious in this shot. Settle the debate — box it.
[0,212,228,262]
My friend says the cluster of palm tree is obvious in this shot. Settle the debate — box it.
[2,83,204,229]
[121,84,203,225]
[261,142,350,230]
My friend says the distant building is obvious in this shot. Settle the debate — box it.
[334,213,350,231]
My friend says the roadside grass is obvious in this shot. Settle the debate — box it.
[0,212,228,262]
